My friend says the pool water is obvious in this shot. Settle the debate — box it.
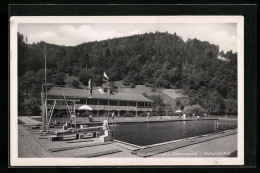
[113,120,237,146]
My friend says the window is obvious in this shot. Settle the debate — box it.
[119,101,127,106]
[128,101,136,106]
[99,99,108,105]
[79,99,86,104]
[87,99,98,105]
[137,102,145,107]
[109,100,118,106]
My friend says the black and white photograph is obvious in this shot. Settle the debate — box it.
[10,16,244,166]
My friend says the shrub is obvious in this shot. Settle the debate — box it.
[144,82,151,87]
[24,97,41,116]
[122,112,135,117]
[69,79,80,89]
[130,83,136,88]
[183,104,206,115]
[103,112,113,118]
[139,113,147,117]
[55,110,67,117]
[151,112,161,116]
[167,112,175,116]
[151,87,156,92]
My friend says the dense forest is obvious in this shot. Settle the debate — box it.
[18,31,237,116]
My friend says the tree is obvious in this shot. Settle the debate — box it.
[224,99,237,114]
[69,79,80,89]
[183,104,206,115]
[19,71,36,96]
[148,95,167,114]
[52,72,66,86]
[24,96,41,116]
[17,31,237,117]
[109,81,118,93]
[206,91,226,113]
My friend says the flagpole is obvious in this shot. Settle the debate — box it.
[44,44,48,131]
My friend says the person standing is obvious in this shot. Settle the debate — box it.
[183,112,186,119]
[89,114,93,122]
[111,111,115,125]
[70,114,76,128]
[103,116,110,136]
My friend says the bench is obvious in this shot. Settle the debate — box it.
[56,126,103,136]
[49,136,64,141]
[28,126,40,130]
[75,131,101,139]
[80,125,88,129]
[49,131,101,141]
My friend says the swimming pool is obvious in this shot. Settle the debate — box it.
[113,119,237,146]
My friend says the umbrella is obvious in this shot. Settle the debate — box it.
[78,105,93,110]
[175,110,182,113]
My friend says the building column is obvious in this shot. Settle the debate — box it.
[73,101,75,114]
[85,99,88,113]
[108,100,110,106]
[97,110,99,116]
[117,111,120,117]
[136,111,138,117]
[97,99,99,105]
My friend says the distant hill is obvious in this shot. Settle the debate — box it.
[18,31,237,115]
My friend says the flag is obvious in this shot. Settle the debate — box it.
[88,78,92,97]
[104,72,109,80]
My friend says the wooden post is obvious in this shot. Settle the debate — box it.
[86,98,88,114]
[41,92,45,129]
[214,120,219,132]
[44,45,48,131]
[216,120,219,132]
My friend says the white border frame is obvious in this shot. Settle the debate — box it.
[10,16,244,166]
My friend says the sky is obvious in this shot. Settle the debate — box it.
[18,23,237,52]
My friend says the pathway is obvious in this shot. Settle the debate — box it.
[19,116,41,125]
[19,126,53,158]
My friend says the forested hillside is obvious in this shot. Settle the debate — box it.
[18,31,237,116]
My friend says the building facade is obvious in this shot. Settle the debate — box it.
[46,87,153,116]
